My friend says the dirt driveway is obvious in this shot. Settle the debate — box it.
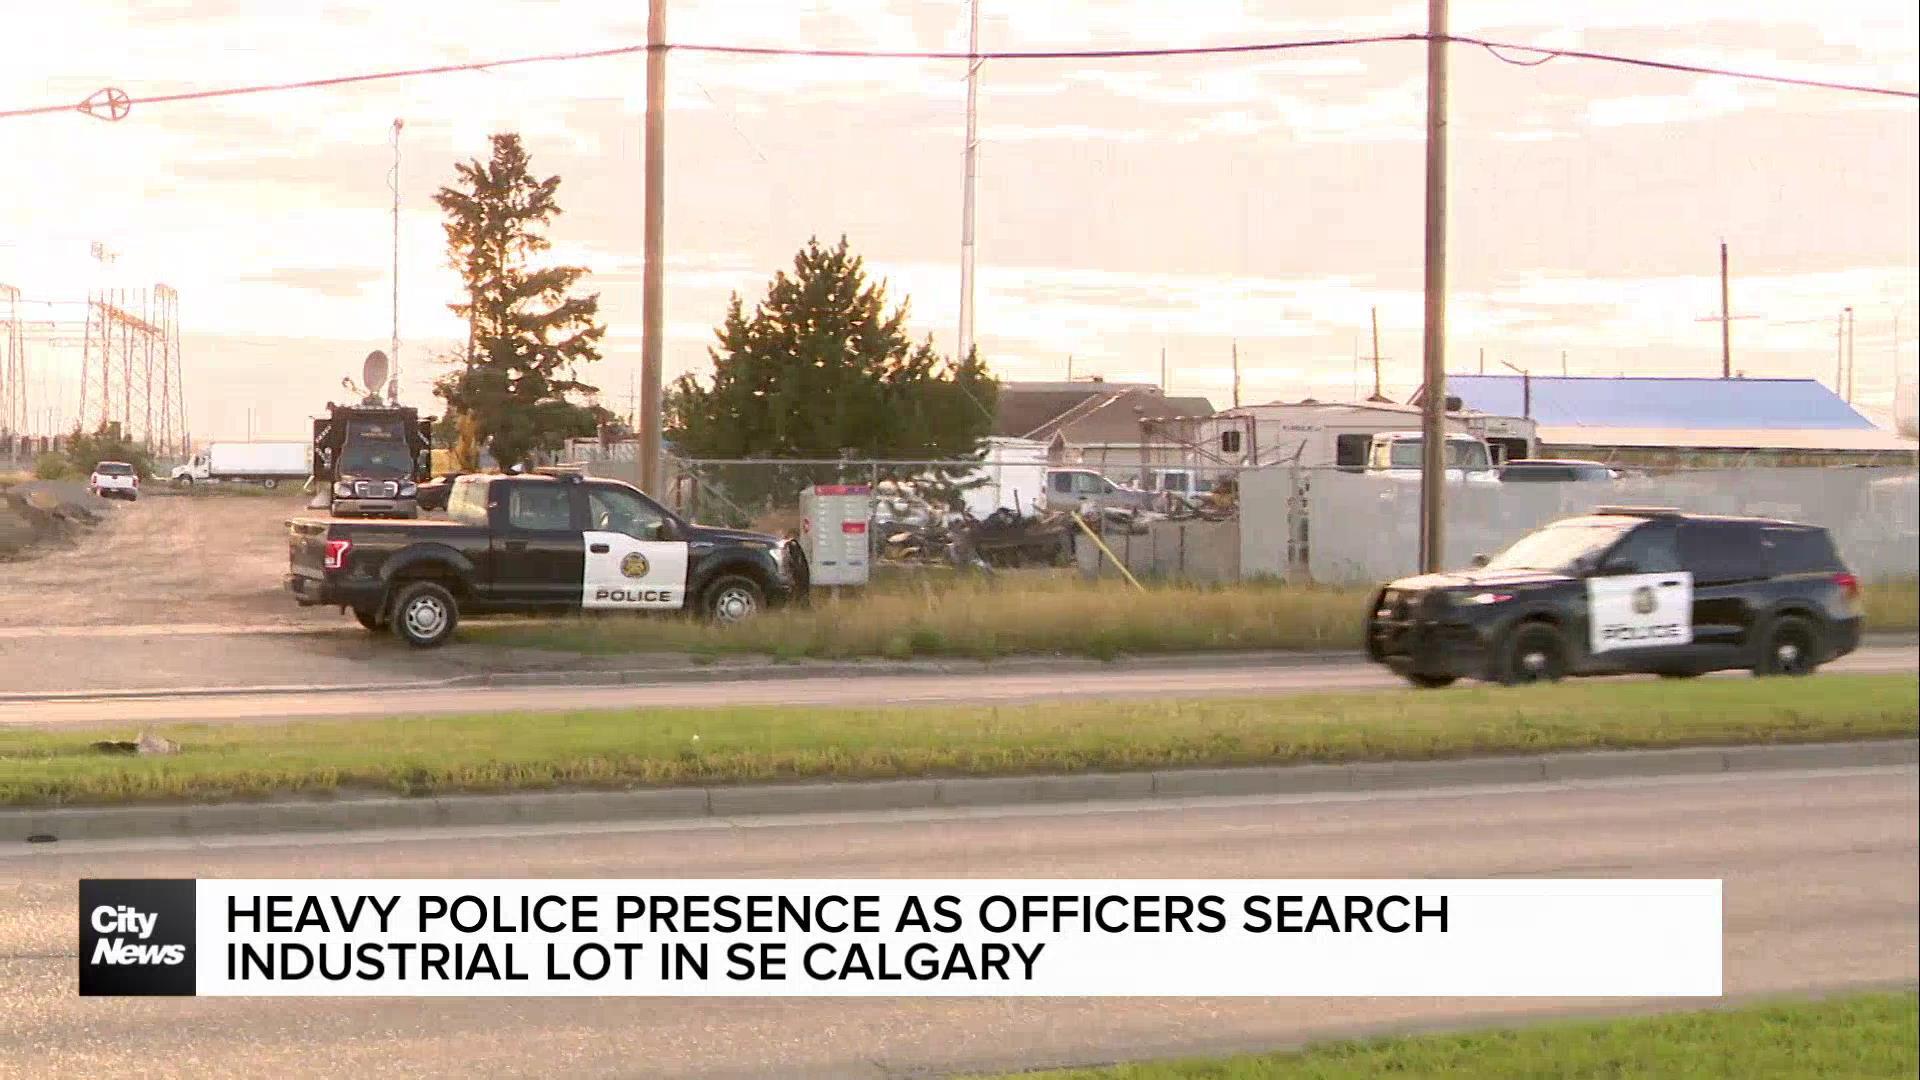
[0,493,332,629]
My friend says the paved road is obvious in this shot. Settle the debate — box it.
[5,642,1914,729]
[2,766,1913,1079]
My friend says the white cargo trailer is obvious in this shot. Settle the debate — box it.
[950,436,1050,519]
[171,441,312,488]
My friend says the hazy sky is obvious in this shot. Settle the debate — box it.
[2,0,1916,442]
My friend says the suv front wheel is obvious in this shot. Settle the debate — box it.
[1754,615,1822,677]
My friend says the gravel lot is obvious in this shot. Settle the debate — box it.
[0,492,331,629]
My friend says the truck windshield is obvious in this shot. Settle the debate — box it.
[1484,522,1634,572]
[1388,440,1491,470]
[340,423,411,476]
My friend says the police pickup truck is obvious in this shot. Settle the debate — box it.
[286,470,808,647]
[1365,507,1863,687]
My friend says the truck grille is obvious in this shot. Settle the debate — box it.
[351,480,399,498]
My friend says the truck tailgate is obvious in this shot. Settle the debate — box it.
[287,519,333,578]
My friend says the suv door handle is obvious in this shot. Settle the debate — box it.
[589,543,610,554]
[1660,579,1681,587]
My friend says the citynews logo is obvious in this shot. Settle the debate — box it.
[78,879,197,996]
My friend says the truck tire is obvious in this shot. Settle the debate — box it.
[701,574,764,624]
[389,581,458,648]
[1495,622,1567,686]
[177,476,194,488]
[263,478,279,490]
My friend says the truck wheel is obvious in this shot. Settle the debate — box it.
[1402,673,1457,689]
[389,581,458,648]
[702,575,764,624]
[177,476,194,487]
[352,607,384,631]
[1496,622,1566,686]
[263,478,279,490]
[1754,615,1821,677]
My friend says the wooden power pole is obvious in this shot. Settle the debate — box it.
[638,0,668,496]
[1418,0,1449,573]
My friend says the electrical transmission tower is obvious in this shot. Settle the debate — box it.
[0,283,26,437]
[78,285,188,454]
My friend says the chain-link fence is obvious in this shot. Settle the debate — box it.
[563,451,1919,584]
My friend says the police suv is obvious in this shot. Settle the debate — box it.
[286,470,808,647]
[1365,507,1864,687]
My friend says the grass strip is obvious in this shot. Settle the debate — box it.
[967,991,1919,1080]
[1,674,1911,807]
[464,576,1919,659]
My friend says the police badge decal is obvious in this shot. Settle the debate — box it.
[620,552,650,579]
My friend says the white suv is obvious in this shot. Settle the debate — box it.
[89,460,140,501]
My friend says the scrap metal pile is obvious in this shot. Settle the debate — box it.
[871,478,1228,570]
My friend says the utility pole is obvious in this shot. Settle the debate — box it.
[1835,312,1845,393]
[1845,306,1855,404]
[1369,306,1385,399]
[1066,354,1073,381]
[957,0,981,365]
[389,119,403,405]
[1159,345,1167,393]
[638,0,668,496]
[1560,350,1567,376]
[1418,0,1449,573]
[1231,340,1241,408]
[1478,346,1484,375]
[1719,241,1731,378]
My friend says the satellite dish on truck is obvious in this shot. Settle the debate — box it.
[362,350,391,397]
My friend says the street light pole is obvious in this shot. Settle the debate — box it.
[1418,0,1449,573]
[639,0,668,497]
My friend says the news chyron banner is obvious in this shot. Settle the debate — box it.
[80,878,1723,998]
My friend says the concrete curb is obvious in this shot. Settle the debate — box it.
[0,648,1365,704]
[8,738,1913,845]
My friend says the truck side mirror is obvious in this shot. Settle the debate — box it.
[1471,553,1490,568]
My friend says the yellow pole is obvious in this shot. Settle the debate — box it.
[1072,512,1146,592]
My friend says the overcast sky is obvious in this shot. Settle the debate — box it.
[1,0,1915,441]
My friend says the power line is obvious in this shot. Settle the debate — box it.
[1,32,1913,123]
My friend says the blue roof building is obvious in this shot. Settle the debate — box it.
[1412,375,1914,464]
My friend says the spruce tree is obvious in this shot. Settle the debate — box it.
[666,236,998,509]
[433,133,608,470]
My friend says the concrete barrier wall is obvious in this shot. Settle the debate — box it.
[1293,467,1919,583]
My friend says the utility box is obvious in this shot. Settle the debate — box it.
[800,484,873,587]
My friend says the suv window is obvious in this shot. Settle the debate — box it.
[1602,521,1681,575]
[1761,526,1842,575]
[1051,473,1073,494]
[94,462,135,476]
[586,484,669,540]
[507,484,574,531]
[1502,465,1571,482]
[1679,520,1766,585]
[1074,473,1110,495]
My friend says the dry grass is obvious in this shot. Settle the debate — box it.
[468,575,1918,660]
[2,673,1911,806]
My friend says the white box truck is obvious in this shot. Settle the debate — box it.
[171,441,312,489]
[950,437,1050,519]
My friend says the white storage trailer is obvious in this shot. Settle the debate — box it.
[952,437,1050,519]
[171,441,312,488]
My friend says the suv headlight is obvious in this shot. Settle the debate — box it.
[332,481,353,497]
[399,482,418,496]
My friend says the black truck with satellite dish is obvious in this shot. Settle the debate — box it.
[310,350,435,519]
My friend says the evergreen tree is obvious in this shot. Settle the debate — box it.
[432,133,608,470]
[666,236,998,508]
